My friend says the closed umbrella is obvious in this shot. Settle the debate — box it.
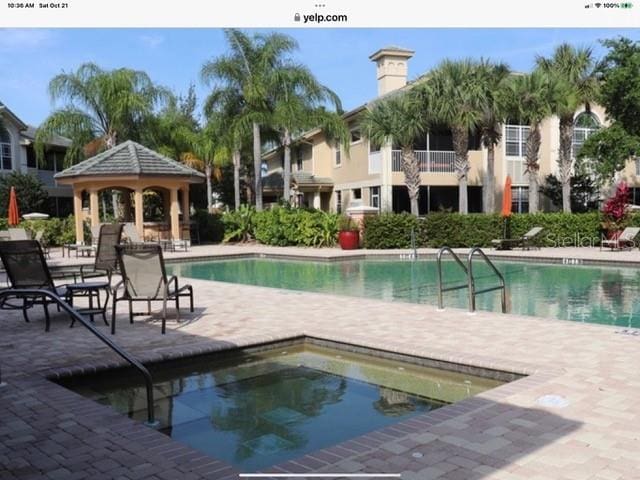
[8,186,19,226]
[501,176,512,240]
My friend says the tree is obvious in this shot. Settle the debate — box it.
[578,38,640,185]
[504,71,555,213]
[270,66,347,203]
[476,61,510,213]
[537,44,598,213]
[423,59,486,214]
[360,92,429,216]
[0,171,48,215]
[540,173,599,212]
[201,29,299,211]
[36,63,170,166]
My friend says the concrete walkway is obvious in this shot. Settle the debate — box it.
[1,244,640,479]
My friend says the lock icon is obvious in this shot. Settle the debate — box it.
[294,12,300,21]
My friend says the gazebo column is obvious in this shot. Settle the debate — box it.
[181,187,190,236]
[73,188,84,244]
[122,190,132,222]
[170,187,180,240]
[89,189,100,227]
[134,188,144,240]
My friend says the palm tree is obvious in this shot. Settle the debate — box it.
[201,29,298,211]
[35,63,170,165]
[537,44,599,213]
[505,71,556,213]
[270,66,348,203]
[476,61,511,213]
[182,125,225,212]
[360,91,429,216]
[424,59,487,214]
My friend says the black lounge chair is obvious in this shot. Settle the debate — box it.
[0,240,69,331]
[80,223,124,282]
[492,227,544,250]
[111,243,194,334]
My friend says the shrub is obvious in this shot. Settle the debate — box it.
[20,215,86,246]
[193,209,224,243]
[363,213,420,249]
[602,181,630,231]
[222,204,256,242]
[422,213,503,248]
[510,212,602,247]
[0,171,48,214]
[253,206,340,247]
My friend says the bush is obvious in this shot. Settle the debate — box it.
[222,204,256,242]
[254,206,339,247]
[363,212,605,249]
[20,215,86,246]
[193,209,224,243]
[0,171,48,214]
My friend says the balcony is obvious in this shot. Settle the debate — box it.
[368,151,382,174]
[391,150,456,174]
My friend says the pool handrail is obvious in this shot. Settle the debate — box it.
[436,247,469,310]
[467,247,507,314]
[0,288,157,426]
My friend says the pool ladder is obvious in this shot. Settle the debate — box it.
[436,247,507,314]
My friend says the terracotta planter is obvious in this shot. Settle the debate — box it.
[338,230,359,250]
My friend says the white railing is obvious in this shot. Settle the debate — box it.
[391,150,456,173]
[368,151,382,174]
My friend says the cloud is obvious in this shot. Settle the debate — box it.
[0,29,54,51]
[139,34,164,49]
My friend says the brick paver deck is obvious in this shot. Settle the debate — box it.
[2,244,640,479]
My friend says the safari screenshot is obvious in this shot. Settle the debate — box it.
[1,1,640,479]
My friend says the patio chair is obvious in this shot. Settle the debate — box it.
[122,222,156,245]
[80,223,124,282]
[8,228,30,240]
[34,230,50,258]
[601,227,640,250]
[111,243,193,334]
[0,240,70,331]
[492,227,544,250]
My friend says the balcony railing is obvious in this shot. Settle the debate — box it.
[391,150,456,174]
[368,151,382,174]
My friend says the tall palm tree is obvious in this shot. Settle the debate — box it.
[536,44,598,213]
[505,71,556,213]
[360,91,429,216]
[423,59,486,214]
[476,61,511,213]
[201,29,298,211]
[35,63,170,165]
[270,65,348,203]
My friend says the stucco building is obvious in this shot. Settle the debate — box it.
[263,46,634,214]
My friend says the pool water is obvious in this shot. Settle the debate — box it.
[60,343,504,471]
[169,258,640,328]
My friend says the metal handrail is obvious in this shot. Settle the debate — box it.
[436,247,469,310]
[0,289,157,425]
[467,247,507,313]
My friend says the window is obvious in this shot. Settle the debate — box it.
[370,186,380,209]
[511,186,529,213]
[0,127,12,171]
[353,188,362,200]
[369,140,381,153]
[296,149,303,171]
[27,146,37,168]
[335,146,341,166]
[350,129,362,143]
[572,112,600,158]
[505,124,529,157]
[336,190,342,213]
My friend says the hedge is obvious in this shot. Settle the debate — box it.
[364,212,608,249]
[192,210,224,243]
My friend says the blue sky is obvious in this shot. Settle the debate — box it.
[1,28,639,125]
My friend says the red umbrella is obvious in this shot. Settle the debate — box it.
[7,186,19,226]
[501,176,513,217]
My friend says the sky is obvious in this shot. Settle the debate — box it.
[1,28,639,126]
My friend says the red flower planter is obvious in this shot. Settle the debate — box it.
[338,230,359,250]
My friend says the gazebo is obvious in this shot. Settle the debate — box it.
[55,140,205,244]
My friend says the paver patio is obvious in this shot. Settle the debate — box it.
[2,244,640,480]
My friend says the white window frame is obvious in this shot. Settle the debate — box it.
[350,128,363,145]
[504,124,529,158]
[572,112,600,159]
[0,127,13,171]
[370,186,380,210]
[334,146,342,167]
[335,190,342,213]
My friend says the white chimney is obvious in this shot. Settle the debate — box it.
[369,46,415,97]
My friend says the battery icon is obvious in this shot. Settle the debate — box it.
[621,2,633,7]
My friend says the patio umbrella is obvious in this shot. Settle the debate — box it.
[7,186,19,226]
[501,176,512,239]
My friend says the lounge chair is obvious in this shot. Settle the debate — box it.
[492,227,544,250]
[8,228,30,240]
[80,223,124,282]
[601,227,640,250]
[0,240,69,331]
[111,243,194,334]
[34,230,50,258]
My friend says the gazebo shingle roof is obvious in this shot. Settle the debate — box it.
[54,140,205,181]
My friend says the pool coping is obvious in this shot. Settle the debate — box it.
[43,332,562,477]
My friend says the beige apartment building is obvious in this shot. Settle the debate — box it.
[263,46,637,214]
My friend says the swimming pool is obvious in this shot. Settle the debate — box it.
[169,257,640,328]
[59,340,507,471]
